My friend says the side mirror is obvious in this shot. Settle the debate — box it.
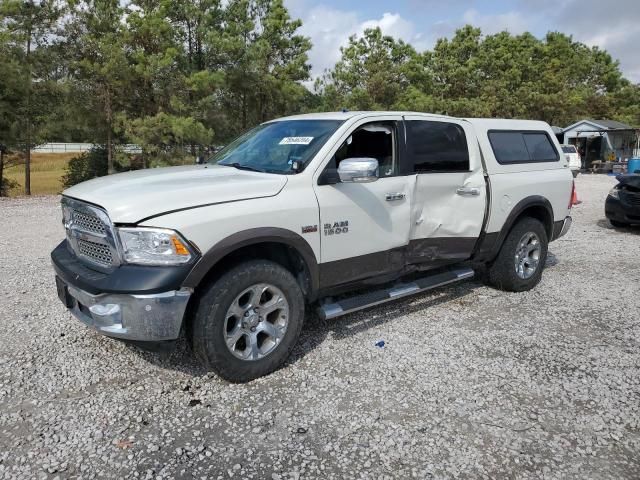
[337,157,379,183]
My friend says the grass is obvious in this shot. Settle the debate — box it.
[3,152,75,197]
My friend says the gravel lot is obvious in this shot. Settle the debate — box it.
[1,174,639,479]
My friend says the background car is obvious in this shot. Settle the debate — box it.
[561,144,581,177]
[605,174,640,227]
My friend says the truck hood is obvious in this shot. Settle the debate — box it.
[63,165,288,223]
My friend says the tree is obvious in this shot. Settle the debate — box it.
[613,82,640,127]
[214,0,311,137]
[0,0,63,194]
[61,146,110,187]
[121,112,212,165]
[316,27,426,111]
[65,0,132,174]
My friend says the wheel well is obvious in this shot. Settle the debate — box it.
[193,242,314,302]
[518,205,554,239]
[474,199,555,264]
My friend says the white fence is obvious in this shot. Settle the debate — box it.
[32,143,142,154]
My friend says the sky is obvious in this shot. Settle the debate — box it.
[284,0,640,84]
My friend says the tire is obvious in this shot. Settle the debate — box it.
[487,217,548,292]
[610,219,628,228]
[190,260,304,382]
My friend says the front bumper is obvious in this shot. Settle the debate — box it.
[52,240,194,341]
[61,281,191,341]
[605,195,640,225]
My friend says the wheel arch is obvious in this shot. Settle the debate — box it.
[182,228,320,301]
[474,196,554,263]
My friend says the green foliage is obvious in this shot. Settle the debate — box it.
[2,0,639,194]
[316,28,426,111]
[0,176,19,196]
[0,0,65,194]
[318,25,636,127]
[120,112,212,165]
[61,146,111,188]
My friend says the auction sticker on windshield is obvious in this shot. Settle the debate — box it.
[279,137,314,145]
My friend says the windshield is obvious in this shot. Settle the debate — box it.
[210,120,344,174]
[561,146,577,153]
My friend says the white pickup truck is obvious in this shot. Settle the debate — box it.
[52,111,574,382]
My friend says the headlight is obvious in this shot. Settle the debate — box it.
[608,187,620,200]
[118,227,194,265]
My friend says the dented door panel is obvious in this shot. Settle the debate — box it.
[403,117,487,266]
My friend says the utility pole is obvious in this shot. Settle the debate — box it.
[0,144,6,197]
[24,0,34,195]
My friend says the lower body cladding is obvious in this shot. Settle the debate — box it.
[555,216,573,239]
[57,278,191,341]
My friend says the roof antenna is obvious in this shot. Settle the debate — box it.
[341,108,349,113]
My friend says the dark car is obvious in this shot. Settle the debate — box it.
[606,174,640,227]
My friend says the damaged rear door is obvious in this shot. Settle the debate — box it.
[403,116,486,268]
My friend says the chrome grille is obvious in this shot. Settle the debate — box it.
[62,197,120,270]
[72,210,106,235]
[77,239,113,266]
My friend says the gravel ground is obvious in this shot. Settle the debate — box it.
[0,174,639,479]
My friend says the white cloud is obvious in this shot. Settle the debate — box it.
[551,0,640,82]
[297,7,425,82]
[290,0,640,84]
[461,9,529,35]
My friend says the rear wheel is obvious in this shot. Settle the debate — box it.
[190,260,304,382]
[487,217,548,292]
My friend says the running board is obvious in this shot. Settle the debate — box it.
[318,267,474,320]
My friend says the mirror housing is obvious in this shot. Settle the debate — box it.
[337,157,379,183]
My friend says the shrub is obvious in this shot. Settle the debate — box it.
[0,176,19,196]
[61,146,111,188]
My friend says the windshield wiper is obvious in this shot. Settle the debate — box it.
[221,162,266,173]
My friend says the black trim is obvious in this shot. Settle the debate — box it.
[470,148,492,259]
[406,237,476,265]
[472,196,554,263]
[397,120,411,176]
[488,130,560,165]
[319,248,405,292]
[51,241,195,295]
[471,232,500,262]
[551,220,564,241]
[318,237,478,295]
[182,227,319,296]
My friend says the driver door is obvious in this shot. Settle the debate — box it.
[312,116,412,289]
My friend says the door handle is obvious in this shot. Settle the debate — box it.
[456,187,481,197]
[385,193,405,201]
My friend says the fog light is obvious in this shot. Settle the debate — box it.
[89,303,121,316]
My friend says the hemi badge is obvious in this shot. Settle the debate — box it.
[301,225,318,234]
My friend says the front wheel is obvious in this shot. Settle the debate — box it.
[190,260,304,382]
[487,217,548,292]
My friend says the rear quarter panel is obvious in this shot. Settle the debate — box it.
[470,120,574,233]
